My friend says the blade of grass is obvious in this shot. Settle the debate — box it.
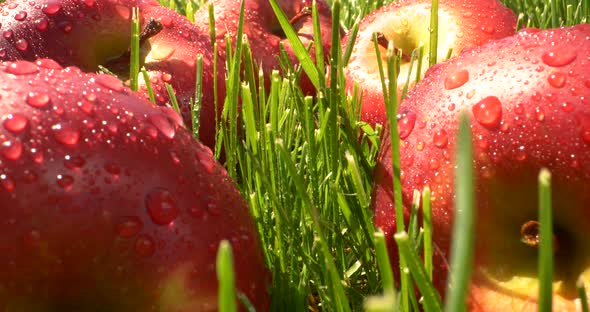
[408,190,421,247]
[312,1,326,89]
[538,168,553,312]
[129,7,140,91]
[395,231,443,312]
[375,230,395,293]
[140,67,156,104]
[428,0,438,67]
[191,54,203,140]
[276,139,351,312]
[444,110,475,312]
[268,0,320,90]
[165,83,181,113]
[578,278,590,312]
[217,240,237,312]
[422,187,433,281]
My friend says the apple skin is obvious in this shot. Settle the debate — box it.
[0,0,223,148]
[372,24,590,310]
[343,0,517,127]
[0,60,270,311]
[193,0,335,95]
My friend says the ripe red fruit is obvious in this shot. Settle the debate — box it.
[372,24,590,310]
[0,0,222,148]
[0,60,270,311]
[343,0,517,126]
[193,0,335,94]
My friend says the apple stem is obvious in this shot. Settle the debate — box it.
[374,32,389,49]
[288,6,312,25]
[140,19,164,45]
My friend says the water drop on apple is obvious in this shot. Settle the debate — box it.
[472,96,503,128]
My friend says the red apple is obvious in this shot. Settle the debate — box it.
[372,24,590,310]
[343,0,517,126]
[193,0,335,95]
[0,0,224,148]
[0,59,270,311]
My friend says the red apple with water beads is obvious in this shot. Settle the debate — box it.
[343,0,517,126]
[0,59,270,311]
[372,24,590,311]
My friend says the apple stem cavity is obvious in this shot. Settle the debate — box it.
[373,32,412,62]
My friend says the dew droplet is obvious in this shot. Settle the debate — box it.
[444,69,469,90]
[160,106,185,129]
[0,174,15,192]
[64,155,86,169]
[481,25,495,34]
[95,74,124,92]
[36,58,62,69]
[22,169,37,184]
[159,16,173,27]
[535,108,545,122]
[515,146,527,161]
[578,113,590,144]
[561,102,574,113]
[3,30,14,40]
[35,18,49,31]
[56,174,74,189]
[196,149,215,174]
[114,5,131,19]
[472,96,502,129]
[52,124,80,145]
[145,188,179,225]
[5,60,38,75]
[1,140,23,160]
[398,112,417,139]
[429,159,440,170]
[31,148,44,164]
[14,11,27,21]
[3,113,28,133]
[547,72,566,88]
[117,216,143,238]
[147,113,175,139]
[42,3,61,15]
[169,151,181,165]
[433,130,449,148]
[26,92,50,108]
[134,235,155,257]
[542,49,577,67]
[59,21,73,33]
[161,72,172,82]
[104,162,121,175]
[14,39,28,51]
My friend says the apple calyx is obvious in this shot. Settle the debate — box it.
[372,32,412,62]
[520,220,560,252]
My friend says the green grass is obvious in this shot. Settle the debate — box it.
[143,0,586,310]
